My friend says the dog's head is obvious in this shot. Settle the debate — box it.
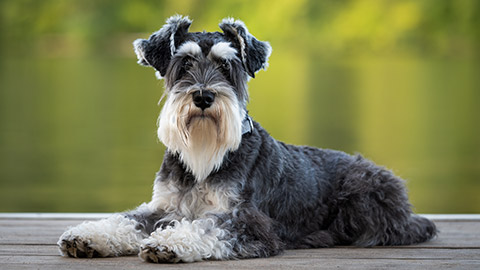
[133,15,271,181]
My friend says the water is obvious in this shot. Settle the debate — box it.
[1,51,479,213]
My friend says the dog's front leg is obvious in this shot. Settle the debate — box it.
[139,217,232,263]
[58,214,146,258]
[58,203,164,258]
[139,206,284,263]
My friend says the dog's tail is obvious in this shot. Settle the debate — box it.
[386,214,437,245]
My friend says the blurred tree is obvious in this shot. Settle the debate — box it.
[1,0,479,58]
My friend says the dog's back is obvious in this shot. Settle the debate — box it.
[236,121,436,248]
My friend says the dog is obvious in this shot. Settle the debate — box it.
[58,15,437,263]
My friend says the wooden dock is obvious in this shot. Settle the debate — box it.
[1,214,479,269]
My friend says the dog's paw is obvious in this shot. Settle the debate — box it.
[139,241,178,263]
[57,222,115,258]
[58,236,101,258]
[57,215,143,258]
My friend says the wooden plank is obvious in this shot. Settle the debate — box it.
[0,252,479,270]
[2,219,478,248]
[416,220,480,249]
[2,213,479,221]
[421,214,480,221]
[0,213,111,220]
[0,245,58,256]
[1,245,480,260]
[0,215,479,269]
[0,219,97,245]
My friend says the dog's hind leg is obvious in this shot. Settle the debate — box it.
[328,155,437,247]
[381,214,437,245]
[218,206,285,259]
[288,230,335,249]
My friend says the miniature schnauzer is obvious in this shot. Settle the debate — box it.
[58,15,436,263]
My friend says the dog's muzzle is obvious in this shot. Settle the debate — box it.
[192,90,215,110]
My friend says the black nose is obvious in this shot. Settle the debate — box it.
[192,90,215,110]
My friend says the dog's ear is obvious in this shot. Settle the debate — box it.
[219,18,272,78]
[133,15,192,77]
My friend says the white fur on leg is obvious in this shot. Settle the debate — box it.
[139,218,233,263]
[58,214,144,257]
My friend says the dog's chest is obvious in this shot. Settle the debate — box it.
[150,180,239,219]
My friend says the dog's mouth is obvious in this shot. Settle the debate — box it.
[186,112,218,128]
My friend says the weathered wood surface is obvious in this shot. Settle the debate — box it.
[0,214,479,269]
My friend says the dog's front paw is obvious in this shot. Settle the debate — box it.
[139,240,178,263]
[58,236,101,258]
[57,215,143,258]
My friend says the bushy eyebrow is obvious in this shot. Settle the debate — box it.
[175,41,202,57]
[209,42,238,60]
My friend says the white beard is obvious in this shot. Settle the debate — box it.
[157,88,244,182]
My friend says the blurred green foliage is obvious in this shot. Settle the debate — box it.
[0,0,479,213]
[1,0,479,58]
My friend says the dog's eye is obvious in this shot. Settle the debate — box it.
[182,57,194,69]
[220,59,230,71]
